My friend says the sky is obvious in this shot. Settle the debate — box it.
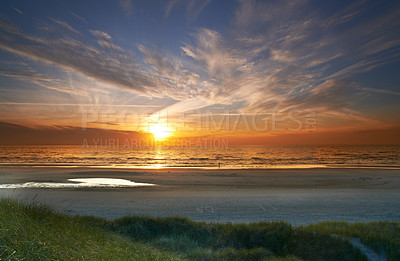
[0,0,399,145]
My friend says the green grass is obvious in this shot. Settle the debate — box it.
[106,216,366,261]
[0,198,380,260]
[303,221,400,260]
[0,198,179,260]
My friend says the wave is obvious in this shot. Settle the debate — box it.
[0,145,399,169]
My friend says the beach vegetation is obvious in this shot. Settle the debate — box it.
[303,221,400,260]
[0,199,383,260]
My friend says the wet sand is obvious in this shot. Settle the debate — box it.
[1,167,400,225]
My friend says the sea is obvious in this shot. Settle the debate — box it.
[0,144,399,169]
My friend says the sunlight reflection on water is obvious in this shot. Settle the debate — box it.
[0,178,154,188]
[0,145,399,169]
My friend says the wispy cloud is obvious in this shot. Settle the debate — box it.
[90,30,124,52]
[163,0,400,128]
[49,18,81,35]
[181,28,247,79]
[0,0,399,131]
[13,7,23,15]
[0,19,156,95]
[90,30,112,40]
[0,16,213,101]
[138,44,177,76]
[0,63,87,96]
[119,0,134,17]
[323,0,369,28]
[164,0,213,22]
[71,12,87,24]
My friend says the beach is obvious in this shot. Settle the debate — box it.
[1,167,400,225]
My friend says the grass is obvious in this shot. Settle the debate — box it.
[0,198,385,260]
[0,198,178,260]
[106,216,366,261]
[303,221,400,260]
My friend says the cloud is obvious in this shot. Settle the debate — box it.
[281,80,361,111]
[13,7,23,15]
[1,0,399,131]
[323,0,368,28]
[0,17,209,101]
[164,0,213,22]
[90,30,124,52]
[90,30,112,41]
[136,44,205,100]
[270,49,295,63]
[0,60,90,96]
[164,0,180,19]
[181,28,246,78]
[138,44,176,76]
[185,0,213,22]
[0,121,152,145]
[49,18,81,35]
[71,12,87,24]
[184,0,399,116]
[0,19,162,96]
[234,0,305,29]
[119,0,134,17]
[0,68,85,96]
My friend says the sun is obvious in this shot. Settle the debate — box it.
[148,124,172,139]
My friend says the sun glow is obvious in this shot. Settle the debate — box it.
[148,124,172,139]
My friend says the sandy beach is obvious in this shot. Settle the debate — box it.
[1,167,400,225]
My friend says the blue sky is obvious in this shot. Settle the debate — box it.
[0,0,399,142]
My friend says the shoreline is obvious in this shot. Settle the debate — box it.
[1,166,400,188]
[1,164,400,170]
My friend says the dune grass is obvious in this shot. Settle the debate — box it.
[0,198,179,260]
[105,216,366,261]
[0,198,376,260]
[303,221,400,260]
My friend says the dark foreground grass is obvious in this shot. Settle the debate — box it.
[304,221,400,260]
[0,199,381,261]
[105,216,366,261]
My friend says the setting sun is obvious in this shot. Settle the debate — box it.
[148,124,172,139]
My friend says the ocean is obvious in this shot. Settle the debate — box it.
[1,144,399,169]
